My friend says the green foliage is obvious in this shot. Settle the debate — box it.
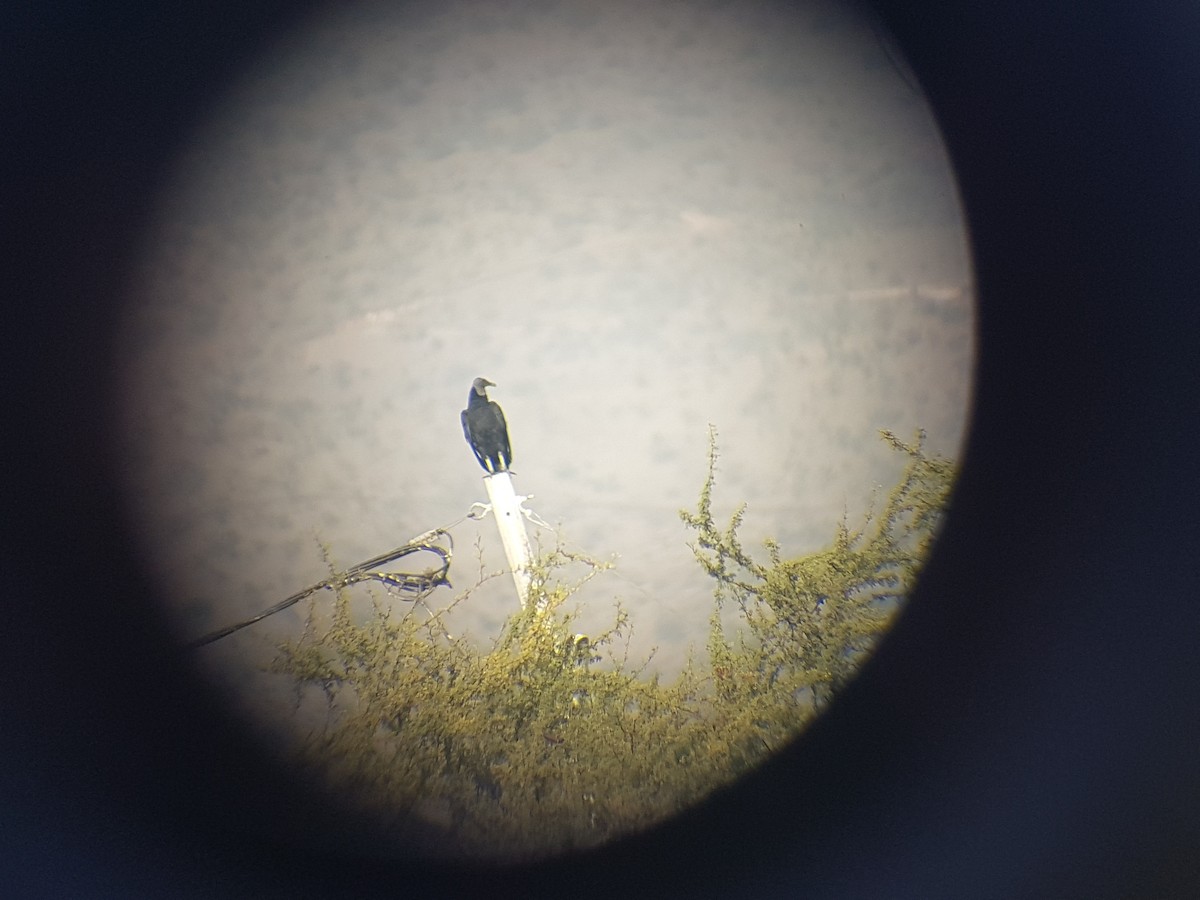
[271,429,955,861]
[682,427,955,711]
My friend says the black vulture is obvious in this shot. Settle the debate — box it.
[461,377,512,474]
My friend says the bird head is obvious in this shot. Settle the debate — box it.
[471,377,495,396]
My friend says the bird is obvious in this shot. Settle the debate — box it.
[461,377,512,474]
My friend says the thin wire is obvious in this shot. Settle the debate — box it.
[184,526,458,650]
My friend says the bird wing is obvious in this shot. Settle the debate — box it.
[490,401,512,466]
[462,409,486,468]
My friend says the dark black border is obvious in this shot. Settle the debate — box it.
[4,1,1198,897]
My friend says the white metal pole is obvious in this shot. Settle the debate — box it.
[482,471,536,609]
